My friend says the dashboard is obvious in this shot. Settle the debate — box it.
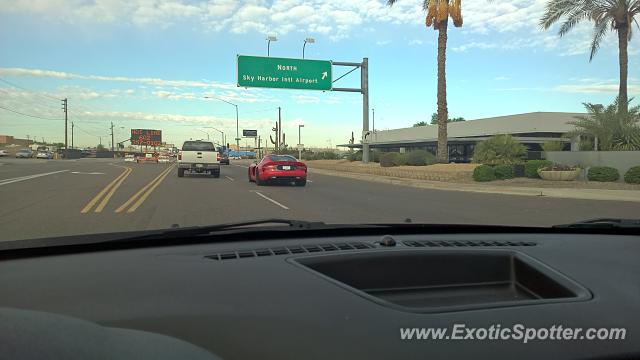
[1,231,639,359]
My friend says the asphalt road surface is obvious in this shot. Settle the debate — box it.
[1,157,639,242]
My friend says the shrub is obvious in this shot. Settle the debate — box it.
[624,166,640,184]
[588,166,619,182]
[494,164,515,179]
[473,165,496,182]
[542,141,563,152]
[394,153,409,166]
[472,134,527,165]
[524,160,553,178]
[579,138,594,151]
[379,152,399,167]
[371,151,381,163]
[406,150,436,166]
[348,151,362,162]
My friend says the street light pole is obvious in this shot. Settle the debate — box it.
[266,35,277,57]
[298,124,304,160]
[302,37,315,59]
[203,96,239,151]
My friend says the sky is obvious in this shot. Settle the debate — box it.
[0,0,638,148]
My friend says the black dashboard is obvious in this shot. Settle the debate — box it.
[1,230,639,359]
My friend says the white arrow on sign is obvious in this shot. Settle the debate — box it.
[321,71,327,80]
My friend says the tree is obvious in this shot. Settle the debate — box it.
[568,98,640,151]
[413,121,429,127]
[96,144,107,151]
[388,0,463,163]
[429,112,466,124]
[539,0,639,115]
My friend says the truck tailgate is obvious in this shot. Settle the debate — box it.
[181,151,218,164]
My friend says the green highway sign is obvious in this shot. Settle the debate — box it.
[237,55,332,91]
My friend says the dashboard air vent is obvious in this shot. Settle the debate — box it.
[206,241,374,261]
[403,240,537,247]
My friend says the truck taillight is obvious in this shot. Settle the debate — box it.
[178,152,182,160]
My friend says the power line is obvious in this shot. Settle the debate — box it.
[0,105,64,121]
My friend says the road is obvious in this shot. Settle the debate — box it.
[1,157,639,242]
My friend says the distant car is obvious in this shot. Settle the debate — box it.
[0,150,8,157]
[137,153,158,163]
[36,151,53,159]
[248,154,307,186]
[15,149,33,158]
[124,154,136,162]
[220,153,230,165]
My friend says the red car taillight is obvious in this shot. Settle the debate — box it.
[178,152,182,160]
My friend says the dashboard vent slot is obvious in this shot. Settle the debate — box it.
[205,241,374,261]
[403,240,537,247]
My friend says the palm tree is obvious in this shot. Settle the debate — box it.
[387,0,463,163]
[568,98,640,150]
[540,0,640,115]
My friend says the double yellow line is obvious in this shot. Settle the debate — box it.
[115,164,175,213]
[81,166,132,213]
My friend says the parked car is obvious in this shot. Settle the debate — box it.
[248,154,307,186]
[36,151,53,159]
[0,150,8,157]
[15,149,33,158]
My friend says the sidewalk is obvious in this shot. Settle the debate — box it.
[308,167,640,203]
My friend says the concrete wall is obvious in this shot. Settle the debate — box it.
[545,151,640,181]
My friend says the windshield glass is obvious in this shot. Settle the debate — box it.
[182,141,215,151]
[268,155,297,162]
[1,0,639,243]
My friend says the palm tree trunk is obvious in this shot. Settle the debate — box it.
[436,20,449,163]
[617,24,628,114]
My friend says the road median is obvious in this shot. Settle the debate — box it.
[307,160,640,203]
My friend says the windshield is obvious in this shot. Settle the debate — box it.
[182,141,215,151]
[1,0,639,243]
[268,155,297,162]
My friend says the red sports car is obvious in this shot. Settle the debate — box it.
[248,155,307,186]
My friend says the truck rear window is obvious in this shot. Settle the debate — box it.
[182,141,215,151]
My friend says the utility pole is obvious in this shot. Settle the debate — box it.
[362,58,369,163]
[110,122,114,152]
[71,122,74,149]
[62,98,68,158]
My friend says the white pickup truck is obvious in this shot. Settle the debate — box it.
[177,140,221,178]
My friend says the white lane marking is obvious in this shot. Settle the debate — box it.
[225,176,235,181]
[307,180,313,183]
[0,170,69,186]
[232,164,248,168]
[252,191,290,210]
[71,171,105,175]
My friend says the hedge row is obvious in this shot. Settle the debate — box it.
[378,150,437,167]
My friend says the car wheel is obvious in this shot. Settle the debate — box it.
[178,168,184,177]
[248,169,254,182]
[256,171,263,186]
[295,179,307,187]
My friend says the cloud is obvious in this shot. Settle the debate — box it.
[493,76,510,81]
[408,39,423,46]
[452,42,497,52]
[553,79,640,94]
[292,95,320,104]
[376,40,391,46]
[0,67,276,103]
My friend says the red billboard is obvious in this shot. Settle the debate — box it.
[131,129,162,146]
